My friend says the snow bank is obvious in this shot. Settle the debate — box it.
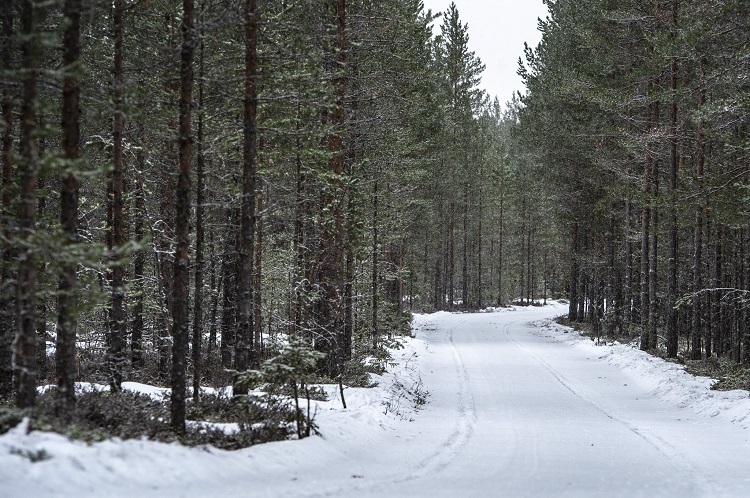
[536,319,750,429]
[0,336,428,497]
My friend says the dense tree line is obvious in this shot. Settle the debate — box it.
[0,0,558,434]
[519,0,750,360]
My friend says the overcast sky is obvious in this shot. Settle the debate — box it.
[421,0,549,106]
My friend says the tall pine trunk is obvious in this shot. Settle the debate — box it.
[220,210,237,369]
[56,0,82,414]
[192,29,206,400]
[253,185,263,359]
[462,181,468,308]
[691,58,707,360]
[319,0,347,376]
[371,173,379,348]
[171,0,195,433]
[639,93,654,350]
[291,99,304,336]
[108,0,126,392]
[234,0,258,390]
[666,0,680,358]
[15,0,40,409]
[0,0,15,399]
[131,173,145,369]
[497,185,504,306]
[569,220,579,321]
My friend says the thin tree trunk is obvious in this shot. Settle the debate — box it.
[291,99,304,336]
[207,232,219,354]
[569,220,579,321]
[171,0,195,434]
[0,0,15,398]
[462,181,468,308]
[645,82,661,351]
[56,0,82,414]
[497,187,504,306]
[527,220,533,304]
[624,198,633,331]
[108,0,126,392]
[434,198,443,310]
[253,184,263,359]
[648,159,659,350]
[319,0,347,377]
[640,103,653,350]
[192,28,205,401]
[666,1,680,358]
[477,182,483,308]
[15,0,40,409]
[220,211,237,369]
[234,0,258,390]
[606,214,617,336]
[371,173,379,349]
[692,58,707,360]
[131,174,145,369]
[449,200,455,310]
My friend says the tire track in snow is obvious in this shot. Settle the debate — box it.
[504,322,716,495]
[317,317,477,497]
[406,318,477,479]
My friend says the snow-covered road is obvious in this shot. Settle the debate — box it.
[5,303,750,497]
[381,305,750,497]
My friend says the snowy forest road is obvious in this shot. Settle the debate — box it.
[10,304,750,497]
[342,305,750,497]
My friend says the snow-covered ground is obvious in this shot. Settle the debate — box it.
[4,302,750,496]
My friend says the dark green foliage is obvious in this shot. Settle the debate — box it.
[235,337,324,438]
[518,0,750,367]
[0,404,25,435]
[14,388,296,450]
[686,357,750,392]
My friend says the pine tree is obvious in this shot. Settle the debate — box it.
[0,0,15,400]
[55,0,82,414]
[234,0,258,392]
[171,0,195,434]
[15,0,41,409]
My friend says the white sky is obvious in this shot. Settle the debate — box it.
[422,0,549,106]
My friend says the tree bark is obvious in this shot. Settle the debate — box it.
[220,210,237,369]
[569,220,579,321]
[253,184,263,359]
[648,156,659,350]
[56,0,82,414]
[624,198,633,331]
[666,0,680,358]
[108,0,126,392]
[319,0,347,376]
[192,26,205,401]
[234,0,258,390]
[15,0,40,409]
[691,58,707,360]
[371,173,378,348]
[171,0,195,434]
[0,0,14,398]
[462,180,469,308]
[639,96,653,350]
[131,173,145,369]
[497,184,504,306]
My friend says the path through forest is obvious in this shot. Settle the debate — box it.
[366,306,750,497]
[254,304,750,496]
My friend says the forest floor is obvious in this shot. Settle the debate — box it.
[4,302,750,496]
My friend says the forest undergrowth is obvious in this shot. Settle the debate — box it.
[0,326,412,449]
[557,316,750,393]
